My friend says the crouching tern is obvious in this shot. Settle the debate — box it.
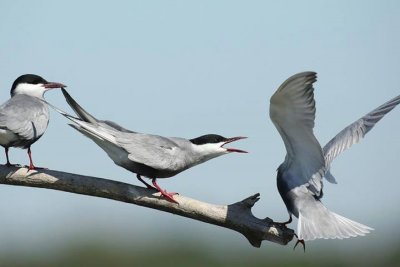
[48,89,247,203]
[0,74,65,170]
[269,72,400,244]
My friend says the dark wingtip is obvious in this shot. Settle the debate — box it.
[61,88,97,123]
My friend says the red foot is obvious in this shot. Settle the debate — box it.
[158,189,179,204]
[26,147,47,171]
[152,178,179,204]
[27,165,48,171]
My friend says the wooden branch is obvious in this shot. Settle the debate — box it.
[0,166,294,247]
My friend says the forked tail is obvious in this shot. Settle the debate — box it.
[61,88,98,123]
[298,199,373,241]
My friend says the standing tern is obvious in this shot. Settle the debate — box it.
[0,74,65,170]
[48,88,247,203]
[269,71,400,244]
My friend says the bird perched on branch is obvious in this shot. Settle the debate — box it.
[0,74,65,170]
[48,88,247,203]
[269,71,400,246]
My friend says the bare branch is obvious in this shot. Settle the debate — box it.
[0,166,294,247]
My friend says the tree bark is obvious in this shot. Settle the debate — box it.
[0,166,294,247]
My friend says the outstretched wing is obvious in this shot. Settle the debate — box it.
[323,94,400,176]
[270,72,325,195]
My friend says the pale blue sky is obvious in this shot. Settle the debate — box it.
[0,0,399,253]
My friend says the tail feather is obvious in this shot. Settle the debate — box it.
[66,121,117,144]
[61,88,97,123]
[43,99,81,122]
[44,99,117,145]
[298,200,373,241]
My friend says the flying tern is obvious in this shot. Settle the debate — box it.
[269,71,400,245]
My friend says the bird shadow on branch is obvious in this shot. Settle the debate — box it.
[0,165,294,247]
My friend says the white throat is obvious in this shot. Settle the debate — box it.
[13,83,47,99]
[191,142,227,162]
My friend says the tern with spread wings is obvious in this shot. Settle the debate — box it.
[270,72,400,242]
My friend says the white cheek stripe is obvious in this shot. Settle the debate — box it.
[13,83,46,98]
[192,142,226,154]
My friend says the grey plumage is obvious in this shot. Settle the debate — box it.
[48,88,246,203]
[323,94,400,180]
[0,74,65,169]
[0,94,49,148]
[270,72,400,241]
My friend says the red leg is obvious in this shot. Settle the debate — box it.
[27,147,36,170]
[26,147,47,170]
[136,174,157,190]
[151,178,179,204]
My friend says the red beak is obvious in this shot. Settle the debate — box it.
[222,136,248,153]
[44,82,66,89]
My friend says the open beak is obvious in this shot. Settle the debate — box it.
[222,136,248,153]
[44,82,67,89]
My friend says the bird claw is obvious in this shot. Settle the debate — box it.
[293,234,305,252]
[26,165,48,171]
[158,190,179,204]
[151,178,179,204]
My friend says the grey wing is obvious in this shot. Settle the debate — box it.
[99,120,136,133]
[0,95,48,141]
[270,72,325,195]
[46,98,156,168]
[323,94,400,182]
[116,133,182,171]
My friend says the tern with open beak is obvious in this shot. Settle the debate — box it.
[48,89,247,203]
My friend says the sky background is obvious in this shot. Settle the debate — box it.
[0,0,400,263]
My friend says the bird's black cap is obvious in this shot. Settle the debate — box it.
[10,74,48,96]
[190,134,228,145]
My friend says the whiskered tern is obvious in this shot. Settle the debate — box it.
[269,72,400,245]
[48,89,247,203]
[0,74,65,170]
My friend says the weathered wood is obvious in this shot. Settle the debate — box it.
[0,166,294,247]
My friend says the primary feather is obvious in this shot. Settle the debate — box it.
[270,72,324,196]
[270,72,399,241]
[323,94,400,174]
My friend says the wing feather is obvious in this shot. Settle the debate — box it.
[46,98,180,171]
[270,72,325,195]
[323,94,400,173]
[0,95,48,142]
[115,132,182,171]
